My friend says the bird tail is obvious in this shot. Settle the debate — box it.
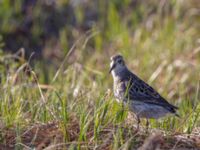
[174,113,180,118]
[167,105,180,118]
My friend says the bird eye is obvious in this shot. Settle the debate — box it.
[118,60,122,64]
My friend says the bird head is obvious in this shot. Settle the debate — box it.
[109,54,126,74]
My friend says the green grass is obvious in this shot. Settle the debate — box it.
[0,0,200,149]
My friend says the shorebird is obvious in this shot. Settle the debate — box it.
[109,54,179,130]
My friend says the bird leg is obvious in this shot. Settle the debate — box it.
[136,116,140,131]
[146,119,149,132]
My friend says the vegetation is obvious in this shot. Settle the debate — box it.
[0,0,200,149]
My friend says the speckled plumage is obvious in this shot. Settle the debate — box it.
[110,54,179,129]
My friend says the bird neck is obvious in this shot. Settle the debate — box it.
[111,66,129,79]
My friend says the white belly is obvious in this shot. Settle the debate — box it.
[128,101,170,119]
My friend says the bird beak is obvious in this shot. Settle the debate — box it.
[109,63,115,74]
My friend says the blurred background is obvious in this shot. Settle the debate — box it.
[0,0,199,57]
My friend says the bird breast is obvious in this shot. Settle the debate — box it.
[113,79,126,102]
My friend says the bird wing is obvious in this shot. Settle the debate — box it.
[122,74,178,111]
